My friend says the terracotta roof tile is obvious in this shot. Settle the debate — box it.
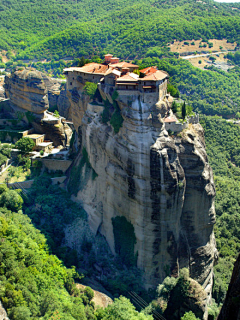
[139,66,158,74]
[64,63,115,76]
[117,72,139,82]
[164,116,177,123]
[139,70,169,81]
[109,62,139,69]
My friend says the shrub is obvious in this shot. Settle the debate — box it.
[83,82,97,99]
[110,111,124,133]
[15,137,35,154]
[112,216,137,266]
[0,189,23,211]
[181,311,200,320]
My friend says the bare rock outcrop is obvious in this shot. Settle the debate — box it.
[218,253,240,320]
[57,89,72,120]
[0,302,9,320]
[5,68,49,114]
[66,85,216,308]
[3,68,72,147]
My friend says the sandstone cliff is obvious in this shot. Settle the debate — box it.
[218,253,240,320]
[65,85,216,312]
[4,68,72,146]
[0,302,9,320]
[5,68,49,114]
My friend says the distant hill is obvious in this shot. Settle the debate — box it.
[1,0,240,60]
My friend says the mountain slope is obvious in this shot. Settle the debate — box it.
[2,0,240,60]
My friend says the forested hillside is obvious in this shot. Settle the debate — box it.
[133,56,240,118]
[0,182,152,320]
[1,0,240,61]
[17,0,240,60]
[200,117,240,304]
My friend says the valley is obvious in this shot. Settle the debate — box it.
[0,0,240,319]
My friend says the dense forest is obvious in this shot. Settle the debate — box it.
[0,182,153,319]
[0,0,240,61]
[200,117,240,305]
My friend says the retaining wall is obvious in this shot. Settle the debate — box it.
[38,158,72,173]
[8,176,67,189]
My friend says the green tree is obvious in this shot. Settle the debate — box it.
[15,137,35,154]
[95,296,153,320]
[182,102,186,120]
[83,82,98,99]
[181,311,200,320]
[0,189,23,211]
[171,101,178,113]
[167,83,179,98]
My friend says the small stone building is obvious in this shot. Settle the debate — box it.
[25,133,53,153]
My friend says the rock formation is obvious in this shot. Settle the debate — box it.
[57,89,71,120]
[164,275,207,320]
[3,68,72,147]
[66,86,216,305]
[0,302,9,320]
[5,68,49,114]
[217,253,240,320]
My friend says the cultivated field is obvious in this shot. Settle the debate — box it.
[169,39,236,54]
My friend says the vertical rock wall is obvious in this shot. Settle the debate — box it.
[67,90,216,300]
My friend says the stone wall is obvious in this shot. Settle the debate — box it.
[38,158,72,173]
[9,176,67,189]
[189,114,199,124]
[165,122,188,132]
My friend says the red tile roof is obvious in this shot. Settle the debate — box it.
[164,116,177,123]
[139,70,169,81]
[109,62,139,69]
[64,63,115,76]
[116,73,139,82]
[139,66,158,75]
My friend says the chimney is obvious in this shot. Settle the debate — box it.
[104,54,113,64]
[121,67,129,75]
[110,57,119,64]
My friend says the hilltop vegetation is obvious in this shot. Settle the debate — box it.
[1,0,240,61]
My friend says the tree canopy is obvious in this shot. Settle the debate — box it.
[15,137,35,154]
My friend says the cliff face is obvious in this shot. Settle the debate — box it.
[218,254,240,320]
[66,89,216,299]
[0,302,9,320]
[4,68,72,146]
[5,68,49,114]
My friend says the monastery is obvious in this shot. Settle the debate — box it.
[64,54,171,107]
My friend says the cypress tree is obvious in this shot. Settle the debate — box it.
[182,101,186,120]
